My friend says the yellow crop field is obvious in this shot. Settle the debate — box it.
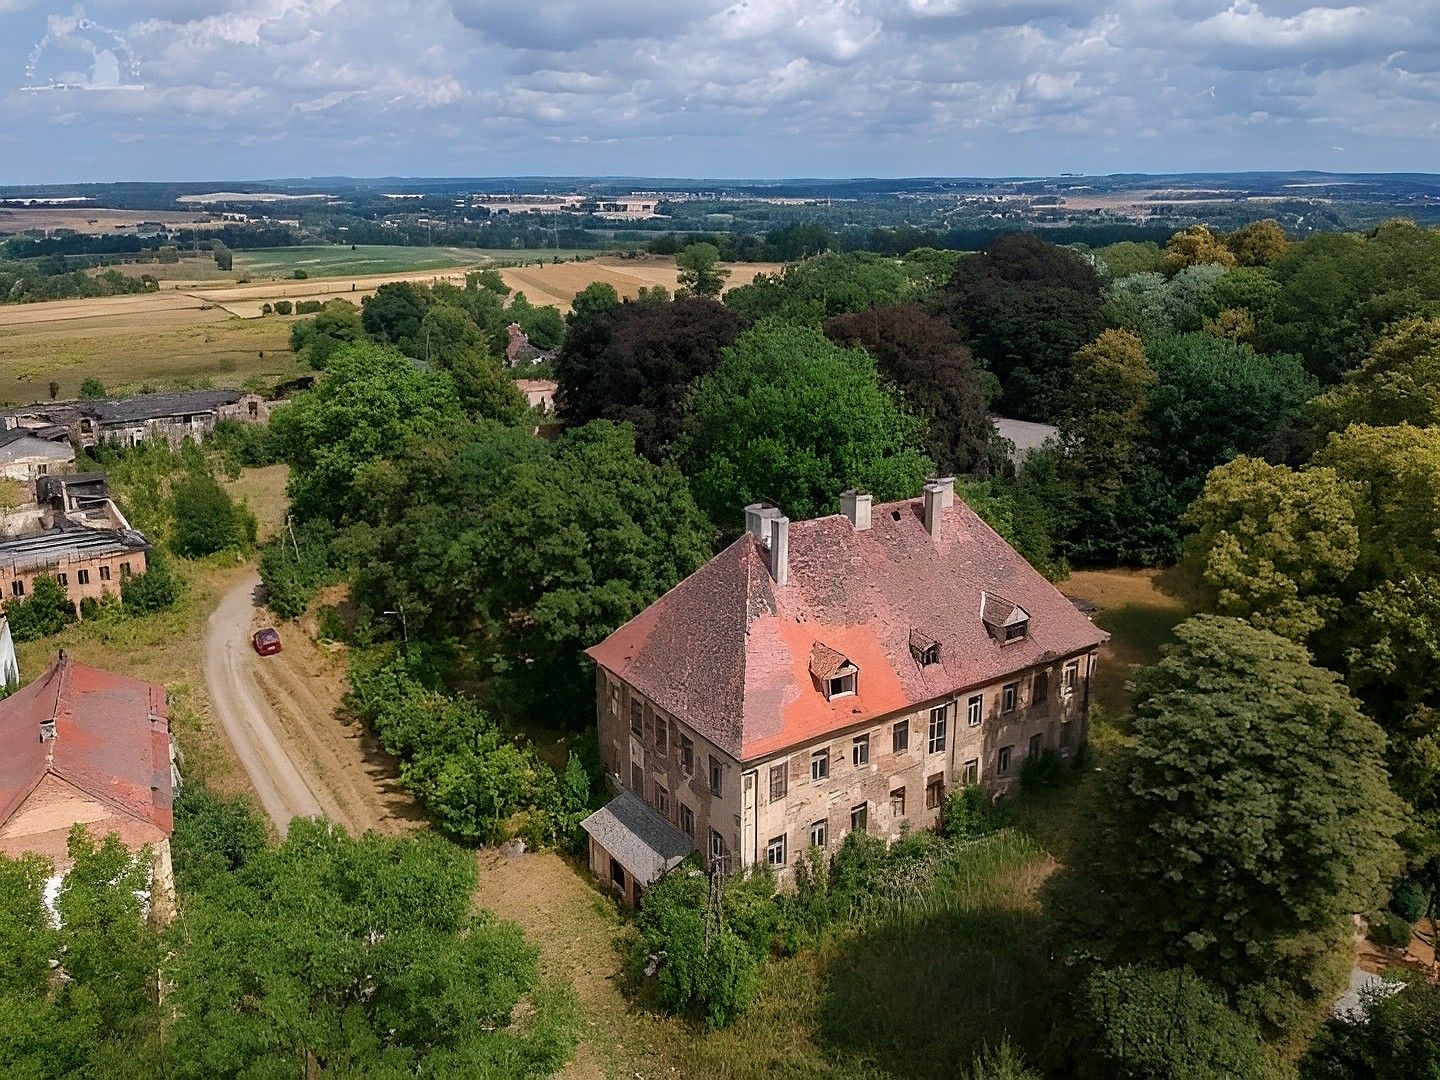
[0,256,781,400]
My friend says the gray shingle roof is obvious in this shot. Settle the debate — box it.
[581,789,693,886]
[84,389,243,425]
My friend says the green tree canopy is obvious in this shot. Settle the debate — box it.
[677,321,934,530]
[1184,456,1360,643]
[824,302,995,476]
[290,298,364,370]
[1053,616,1405,1035]
[170,469,257,558]
[1076,964,1288,1080]
[272,343,469,526]
[676,242,729,297]
[1310,316,1440,433]
[1162,224,1237,273]
[166,813,576,1078]
[724,250,927,326]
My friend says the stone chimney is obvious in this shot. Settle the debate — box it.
[769,516,789,586]
[923,483,944,538]
[744,502,779,543]
[927,476,954,509]
[840,489,872,531]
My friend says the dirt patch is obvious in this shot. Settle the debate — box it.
[0,207,219,234]
[472,848,689,1079]
[224,465,290,542]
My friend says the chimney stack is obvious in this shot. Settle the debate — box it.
[927,476,954,509]
[840,489,872,531]
[769,516,789,586]
[923,483,944,538]
[744,502,779,543]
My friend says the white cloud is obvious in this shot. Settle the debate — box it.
[0,0,1437,179]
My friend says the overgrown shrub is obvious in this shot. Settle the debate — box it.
[273,300,293,315]
[257,527,338,619]
[121,549,180,613]
[170,786,268,890]
[345,653,589,845]
[942,784,1002,841]
[6,575,76,641]
[1076,964,1289,1079]
[1301,975,1440,1079]
[294,299,322,314]
[1367,911,1413,949]
[170,469,256,557]
[1020,748,1070,790]
[1389,876,1432,924]
[208,419,284,469]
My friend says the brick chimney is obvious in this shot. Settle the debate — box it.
[927,476,954,509]
[840,489,872,531]
[923,483,944,538]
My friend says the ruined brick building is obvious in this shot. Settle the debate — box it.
[582,480,1106,903]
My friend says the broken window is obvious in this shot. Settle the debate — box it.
[925,773,945,810]
[892,720,909,753]
[769,763,787,801]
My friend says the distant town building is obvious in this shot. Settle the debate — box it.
[504,323,554,368]
[583,482,1105,901]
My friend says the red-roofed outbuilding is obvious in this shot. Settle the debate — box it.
[0,652,174,875]
[583,482,1107,893]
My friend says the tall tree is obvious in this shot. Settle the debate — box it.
[676,242,729,298]
[1051,616,1405,1035]
[936,233,1105,422]
[1226,219,1291,266]
[1310,316,1440,433]
[677,322,934,529]
[272,343,469,526]
[290,298,364,370]
[1162,224,1237,273]
[824,303,994,476]
[553,296,742,458]
[1061,329,1154,501]
[1184,456,1360,643]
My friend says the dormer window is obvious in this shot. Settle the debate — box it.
[909,629,941,667]
[981,592,1030,645]
[811,643,858,700]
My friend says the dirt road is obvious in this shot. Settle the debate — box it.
[204,574,324,830]
[203,573,421,836]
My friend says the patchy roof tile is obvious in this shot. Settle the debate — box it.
[588,495,1108,762]
[0,653,171,846]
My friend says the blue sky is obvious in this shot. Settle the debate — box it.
[1,0,1438,183]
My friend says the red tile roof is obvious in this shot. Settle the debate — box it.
[587,496,1108,762]
[0,653,171,843]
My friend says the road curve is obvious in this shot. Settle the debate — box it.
[203,572,323,831]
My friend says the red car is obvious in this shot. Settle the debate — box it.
[252,627,282,656]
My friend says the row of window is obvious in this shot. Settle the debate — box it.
[7,562,132,598]
[626,691,723,794]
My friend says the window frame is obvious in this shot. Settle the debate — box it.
[680,734,694,775]
[852,734,869,768]
[708,755,723,796]
[654,782,670,817]
[77,568,90,586]
[891,720,909,754]
[766,834,787,867]
[1028,732,1043,760]
[927,705,948,754]
[826,670,857,699]
[811,749,830,782]
[708,828,725,864]
[890,786,906,817]
[769,762,788,801]
[1001,682,1018,714]
[962,757,979,785]
[630,699,643,737]
[810,819,828,849]
[1032,669,1049,704]
[998,745,1013,775]
[850,802,868,833]
[680,803,694,839]
[654,714,668,754]
[967,694,983,727]
[925,772,945,810]
[1062,660,1079,695]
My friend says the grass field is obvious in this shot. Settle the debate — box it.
[233,245,597,280]
[1061,566,1196,714]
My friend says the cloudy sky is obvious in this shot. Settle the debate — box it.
[1,0,1437,182]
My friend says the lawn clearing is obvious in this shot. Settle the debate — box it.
[1061,567,1195,714]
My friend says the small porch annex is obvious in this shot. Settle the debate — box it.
[580,789,692,905]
